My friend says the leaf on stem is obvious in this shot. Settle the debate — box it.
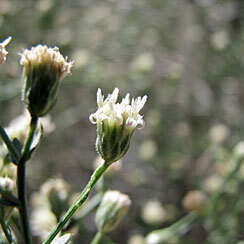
[29,122,44,157]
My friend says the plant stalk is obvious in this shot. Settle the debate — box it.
[0,220,13,244]
[91,231,103,244]
[17,115,38,244]
[43,161,110,244]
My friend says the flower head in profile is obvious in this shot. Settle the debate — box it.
[20,45,73,117]
[0,36,12,65]
[89,88,147,163]
[95,190,131,233]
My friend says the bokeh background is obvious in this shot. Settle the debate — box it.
[0,0,244,243]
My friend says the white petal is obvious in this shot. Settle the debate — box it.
[136,95,147,112]
[110,87,119,104]
[97,88,104,108]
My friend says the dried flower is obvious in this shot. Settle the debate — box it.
[89,88,147,163]
[95,190,131,233]
[20,45,73,117]
[0,36,11,65]
[182,190,206,213]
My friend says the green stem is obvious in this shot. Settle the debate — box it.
[0,124,21,163]
[63,193,103,232]
[91,231,103,244]
[0,220,13,244]
[43,161,111,244]
[17,115,38,244]
[170,212,198,233]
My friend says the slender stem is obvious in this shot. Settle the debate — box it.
[63,193,103,232]
[0,124,21,163]
[170,212,198,233]
[91,231,103,244]
[0,220,13,244]
[17,115,38,244]
[77,193,103,219]
[43,161,111,244]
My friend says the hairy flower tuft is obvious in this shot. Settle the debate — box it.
[0,36,12,65]
[89,88,147,163]
[20,45,73,117]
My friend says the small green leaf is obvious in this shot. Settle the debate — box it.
[52,234,72,244]
[29,122,44,156]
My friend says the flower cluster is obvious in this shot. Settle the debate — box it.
[20,45,73,117]
[89,88,147,163]
[0,36,12,65]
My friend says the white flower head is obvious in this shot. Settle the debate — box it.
[0,36,12,65]
[90,87,147,130]
[20,45,73,80]
[89,88,147,163]
[20,44,73,117]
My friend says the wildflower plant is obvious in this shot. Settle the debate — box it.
[0,34,243,244]
[0,37,147,244]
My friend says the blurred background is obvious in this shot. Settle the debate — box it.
[0,0,244,243]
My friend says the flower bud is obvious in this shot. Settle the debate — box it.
[40,178,70,220]
[20,45,73,117]
[95,190,131,233]
[89,88,147,163]
[0,36,11,65]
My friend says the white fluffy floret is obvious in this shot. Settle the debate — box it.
[89,87,147,130]
[20,44,73,79]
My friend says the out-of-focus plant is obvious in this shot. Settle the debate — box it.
[144,140,244,244]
